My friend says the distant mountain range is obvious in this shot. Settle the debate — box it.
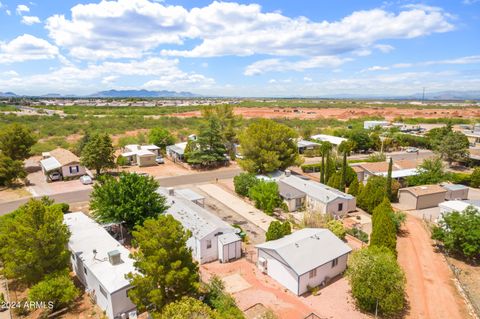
[1,89,480,100]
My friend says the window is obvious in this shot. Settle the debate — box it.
[295,198,302,208]
[83,267,88,275]
[99,285,107,298]
[206,240,212,249]
[338,203,343,211]
[331,258,339,268]
[309,268,317,278]
[69,165,79,174]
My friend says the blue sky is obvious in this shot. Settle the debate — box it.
[0,0,479,96]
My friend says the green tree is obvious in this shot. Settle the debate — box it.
[74,131,91,156]
[149,128,176,150]
[437,131,469,166]
[338,141,354,192]
[357,176,388,213]
[370,198,397,254]
[347,246,405,317]
[349,130,372,153]
[238,119,300,174]
[386,157,393,200]
[319,142,333,183]
[0,153,26,186]
[248,181,283,215]
[127,215,200,315]
[186,117,227,168]
[233,173,259,197]
[327,172,342,190]
[204,276,244,319]
[326,220,346,240]
[159,297,216,319]
[28,272,79,311]
[90,173,168,229]
[470,167,480,188]
[407,157,447,186]
[432,206,480,260]
[0,199,70,284]
[426,123,453,150]
[81,133,116,175]
[348,177,360,196]
[266,221,291,241]
[0,123,36,160]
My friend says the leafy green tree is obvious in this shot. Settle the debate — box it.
[407,157,447,186]
[233,173,259,197]
[432,206,480,260]
[0,153,26,186]
[74,131,91,156]
[319,142,333,183]
[28,272,79,311]
[426,123,453,150]
[81,133,116,175]
[159,297,216,319]
[127,215,200,315]
[0,199,70,284]
[90,173,168,229]
[0,123,36,160]
[327,220,346,240]
[149,128,176,150]
[470,167,480,188]
[238,119,300,174]
[348,177,360,196]
[248,181,283,215]
[349,130,372,153]
[347,246,405,317]
[204,276,244,319]
[370,198,397,254]
[266,221,291,241]
[437,131,469,166]
[357,176,388,213]
[186,117,227,168]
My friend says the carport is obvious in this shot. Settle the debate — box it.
[39,156,62,182]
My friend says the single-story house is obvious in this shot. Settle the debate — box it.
[398,185,447,210]
[310,134,347,147]
[351,159,418,183]
[256,228,352,295]
[277,173,356,217]
[439,200,480,214]
[442,184,469,200]
[297,139,320,154]
[40,148,86,181]
[157,187,242,264]
[166,142,187,162]
[364,120,390,130]
[121,144,160,167]
[64,212,137,319]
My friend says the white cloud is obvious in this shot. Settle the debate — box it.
[374,44,395,53]
[361,66,390,72]
[16,4,29,15]
[244,56,348,76]
[463,0,480,4]
[1,70,19,77]
[45,0,454,60]
[0,34,59,63]
[303,77,312,82]
[21,15,41,25]
[382,55,480,70]
[6,9,11,15]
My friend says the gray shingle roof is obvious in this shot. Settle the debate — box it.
[256,228,352,275]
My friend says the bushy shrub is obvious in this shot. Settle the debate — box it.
[233,173,259,197]
[248,181,282,215]
[28,272,79,311]
[326,220,346,240]
[346,228,369,243]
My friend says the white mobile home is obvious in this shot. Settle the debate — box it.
[310,134,347,147]
[256,228,352,295]
[278,173,356,217]
[40,148,86,181]
[63,213,137,319]
[121,144,160,167]
[364,120,390,130]
[158,188,242,264]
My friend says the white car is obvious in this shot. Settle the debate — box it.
[49,171,62,181]
[406,147,419,153]
[80,175,93,185]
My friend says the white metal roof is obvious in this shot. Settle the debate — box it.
[140,145,160,151]
[297,139,320,148]
[40,156,62,172]
[376,168,418,179]
[218,232,241,245]
[175,188,205,202]
[136,149,155,157]
[279,174,354,204]
[310,134,347,146]
[256,228,352,275]
[442,184,468,191]
[121,151,136,157]
[439,200,471,212]
[63,212,136,294]
[166,142,187,155]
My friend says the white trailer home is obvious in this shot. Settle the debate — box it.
[157,187,242,264]
[256,228,352,295]
[63,212,137,319]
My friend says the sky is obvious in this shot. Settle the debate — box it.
[0,0,479,96]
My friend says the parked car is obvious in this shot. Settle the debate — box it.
[80,175,93,185]
[49,171,62,181]
[406,147,419,153]
[155,156,165,164]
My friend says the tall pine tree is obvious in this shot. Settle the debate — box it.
[370,197,397,254]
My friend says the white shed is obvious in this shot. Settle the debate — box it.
[218,233,242,263]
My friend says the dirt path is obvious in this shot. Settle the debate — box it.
[397,215,471,319]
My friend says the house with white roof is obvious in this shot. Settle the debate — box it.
[364,120,390,130]
[297,139,320,154]
[310,134,347,147]
[121,144,160,167]
[277,172,356,217]
[439,200,480,215]
[351,159,418,183]
[256,228,352,295]
[166,142,188,162]
[157,187,242,264]
[63,212,137,319]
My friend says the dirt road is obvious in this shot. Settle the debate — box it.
[397,215,471,319]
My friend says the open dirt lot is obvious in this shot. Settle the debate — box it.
[171,107,480,121]
[0,187,31,203]
[397,215,472,319]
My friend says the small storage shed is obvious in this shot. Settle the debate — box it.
[398,185,447,210]
[442,184,469,200]
[218,233,242,263]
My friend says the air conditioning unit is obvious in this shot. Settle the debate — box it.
[108,250,122,265]
[121,313,127,319]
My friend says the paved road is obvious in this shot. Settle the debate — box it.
[0,168,243,216]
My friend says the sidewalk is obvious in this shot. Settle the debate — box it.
[0,275,11,319]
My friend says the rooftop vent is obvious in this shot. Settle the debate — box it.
[168,187,175,196]
[108,250,122,265]
[285,170,291,177]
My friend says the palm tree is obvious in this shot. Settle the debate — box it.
[319,141,333,183]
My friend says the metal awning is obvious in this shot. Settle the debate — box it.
[40,157,61,172]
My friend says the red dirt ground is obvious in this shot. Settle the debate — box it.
[397,215,472,319]
[171,107,480,121]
